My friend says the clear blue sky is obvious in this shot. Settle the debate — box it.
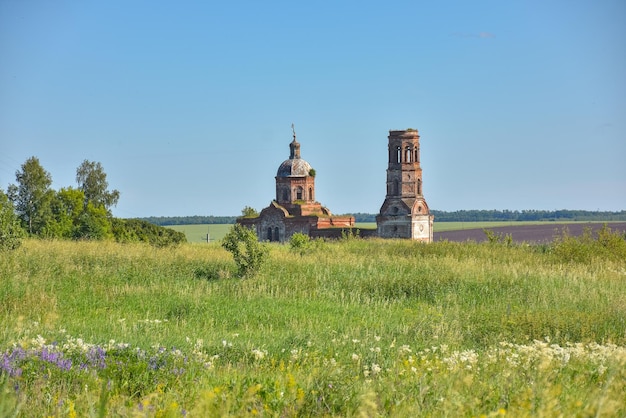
[1,1,624,217]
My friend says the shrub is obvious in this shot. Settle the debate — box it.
[289,232,311,256]
[552,224,626,263]
[221,224,268,278]
[111,218,186,247]
[483,228,513,246]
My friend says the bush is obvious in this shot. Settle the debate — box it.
[289,232,311,257]
[221,224,268,278]
[111,218,186,247]
[552,224,626,263]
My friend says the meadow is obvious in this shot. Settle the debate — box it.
[1,233,625,417]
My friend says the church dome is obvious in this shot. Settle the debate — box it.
[276,134,313,177]
[276,158,313,177]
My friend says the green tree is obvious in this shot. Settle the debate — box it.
[221,224,268,278]
[75,160,120,212]
[43,187,85,238]
[7,156,54,235]
[241,206,259,218]
[0,189,25,250]
[73,203,113,240]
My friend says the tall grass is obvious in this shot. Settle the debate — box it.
[1,236,625,416]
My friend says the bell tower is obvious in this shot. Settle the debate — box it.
[376,129,433,241]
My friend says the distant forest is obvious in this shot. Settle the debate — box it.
[142,210,626,226]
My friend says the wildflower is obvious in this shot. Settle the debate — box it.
[351,353,360,361]
[371,363,382,375]
[251,348,266,360]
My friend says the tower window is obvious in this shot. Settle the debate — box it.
[405,146,412,163]
[267,227,273,241]
[396,146,401,163]
[417,179,422,195]
[274,227,280,241]
[296,187,303,200]
[309,187,313,201]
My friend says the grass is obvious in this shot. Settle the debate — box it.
[1,236,625,416]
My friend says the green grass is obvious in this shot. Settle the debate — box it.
[1,237,625,416]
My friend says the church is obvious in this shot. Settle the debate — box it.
[237,128,355,242]
[237,127,433,242]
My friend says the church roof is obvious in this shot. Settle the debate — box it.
[276,157,312,178]
[276,135,313,177]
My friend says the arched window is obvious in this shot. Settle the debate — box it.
[417,179,422,195]
[415,147,419,163]
[405,146,412,163]
[274,227,280,242]
[267,227,273,241]
[309,187,313,201]
[396,146,402,163]
[393,179,399,195]
[296,187,303,200]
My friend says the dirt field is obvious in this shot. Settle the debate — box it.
[434,222,626,244]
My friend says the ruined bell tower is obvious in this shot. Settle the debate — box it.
[376,129,434,241]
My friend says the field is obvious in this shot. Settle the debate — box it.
[168,221,624,243]
[1,233,625,417]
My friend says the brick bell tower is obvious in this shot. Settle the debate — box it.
[376,129,434,241]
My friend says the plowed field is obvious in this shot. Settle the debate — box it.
[434,222,626,244]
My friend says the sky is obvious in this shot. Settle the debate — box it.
[1,0,625,218]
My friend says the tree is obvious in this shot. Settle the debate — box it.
[44,187,85,238]
[73,203,113,240]
[241,206,259,218]
[75,160,120,212]
[221,224,268,278]
[7,156,54,234]
[0,189,25,251]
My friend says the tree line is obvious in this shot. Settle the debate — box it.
[0,157,185,250]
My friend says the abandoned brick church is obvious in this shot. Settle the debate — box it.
[237,128,433,242]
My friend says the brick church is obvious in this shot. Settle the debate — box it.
[238,127,433,242]
[237,129,354,242]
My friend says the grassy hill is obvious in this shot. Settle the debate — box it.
[1,236,625,416]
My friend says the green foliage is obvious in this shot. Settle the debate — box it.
[0,189,25,251]
[483,228,513,246]
[73,203,113,240]
[7,156,54,234]
[75,160,120,212]
[289,232,311,256]
[221,224,268,278]
[240,206,259,218]
[42,187,85,238]
[340,228,361,241]
[111,218,187,247]
[552,224,626,263]
[308,168,316,178]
